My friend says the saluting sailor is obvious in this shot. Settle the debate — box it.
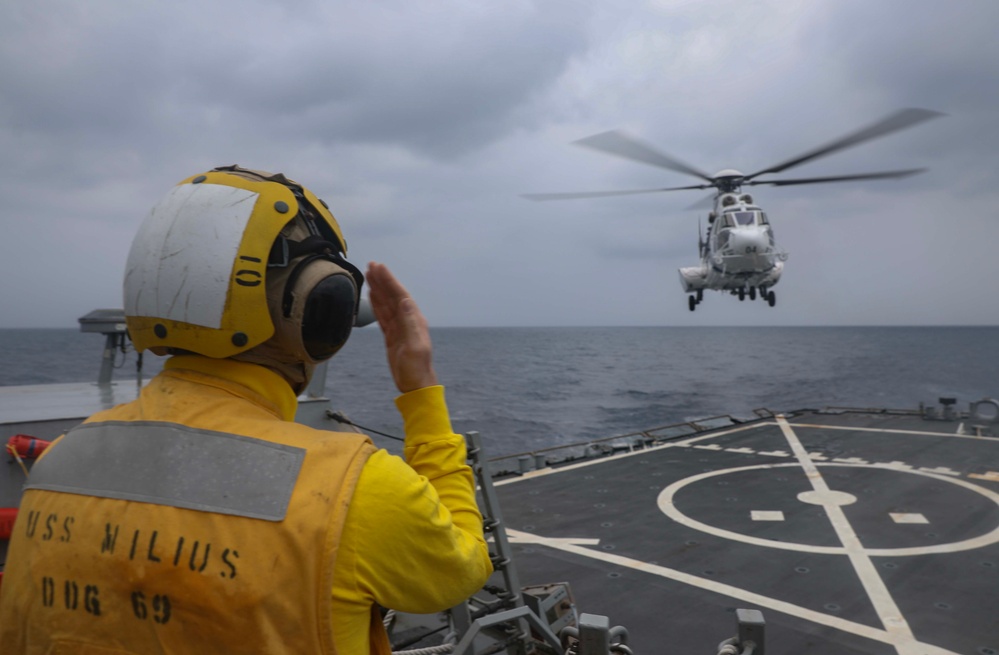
[0,166,492,654]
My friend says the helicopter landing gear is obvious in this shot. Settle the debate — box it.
[697,289,703,302]
[767,290,776,307]
[738,287,746,301]
[749,286,757,301]
[688,295,697,312]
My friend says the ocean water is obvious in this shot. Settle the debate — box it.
[1,326,996,457]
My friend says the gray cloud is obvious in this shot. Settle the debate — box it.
[0,0,996,328]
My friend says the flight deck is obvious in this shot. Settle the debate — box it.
[492,408,999,655]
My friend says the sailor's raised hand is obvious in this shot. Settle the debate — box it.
[367,262,438,394]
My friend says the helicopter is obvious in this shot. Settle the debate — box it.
[524,108,943,311]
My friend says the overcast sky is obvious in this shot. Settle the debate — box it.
[1,0,997,328]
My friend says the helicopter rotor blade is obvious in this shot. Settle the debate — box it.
[573,130,716,183]
[745,168,926,187]
[522,184,710,201]
[744,108,944,181]
[685,193,717,210]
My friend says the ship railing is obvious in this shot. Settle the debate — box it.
[482,411,778,479]
[481,397,999,478]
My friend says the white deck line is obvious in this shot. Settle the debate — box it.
[776,416,922,655]
[789,421,999,442]
[506,529,959,655]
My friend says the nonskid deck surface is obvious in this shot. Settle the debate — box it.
[493,410,999,655]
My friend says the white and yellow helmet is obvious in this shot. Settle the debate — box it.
[124,165,363,361]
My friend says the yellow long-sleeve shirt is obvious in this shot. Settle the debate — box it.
[333,377,494,651]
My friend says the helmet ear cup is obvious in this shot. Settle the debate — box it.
[301,273,357,359]
[282,255,359,362]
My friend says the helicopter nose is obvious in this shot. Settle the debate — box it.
[731,227,770,254]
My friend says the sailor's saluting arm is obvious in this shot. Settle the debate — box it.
[367,261,438,394]
[344,262,492,615]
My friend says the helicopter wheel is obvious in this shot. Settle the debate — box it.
[696,289,703,302]
[738,288,745,301]
[749,287,756,301]
[767,291,776,307]
[688,295,697,312]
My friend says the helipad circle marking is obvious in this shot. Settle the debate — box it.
[797,489,857,507]
[657,462,999,556]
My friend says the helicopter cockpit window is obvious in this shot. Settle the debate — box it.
[759,212,769,225]
[732,211,758,226]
